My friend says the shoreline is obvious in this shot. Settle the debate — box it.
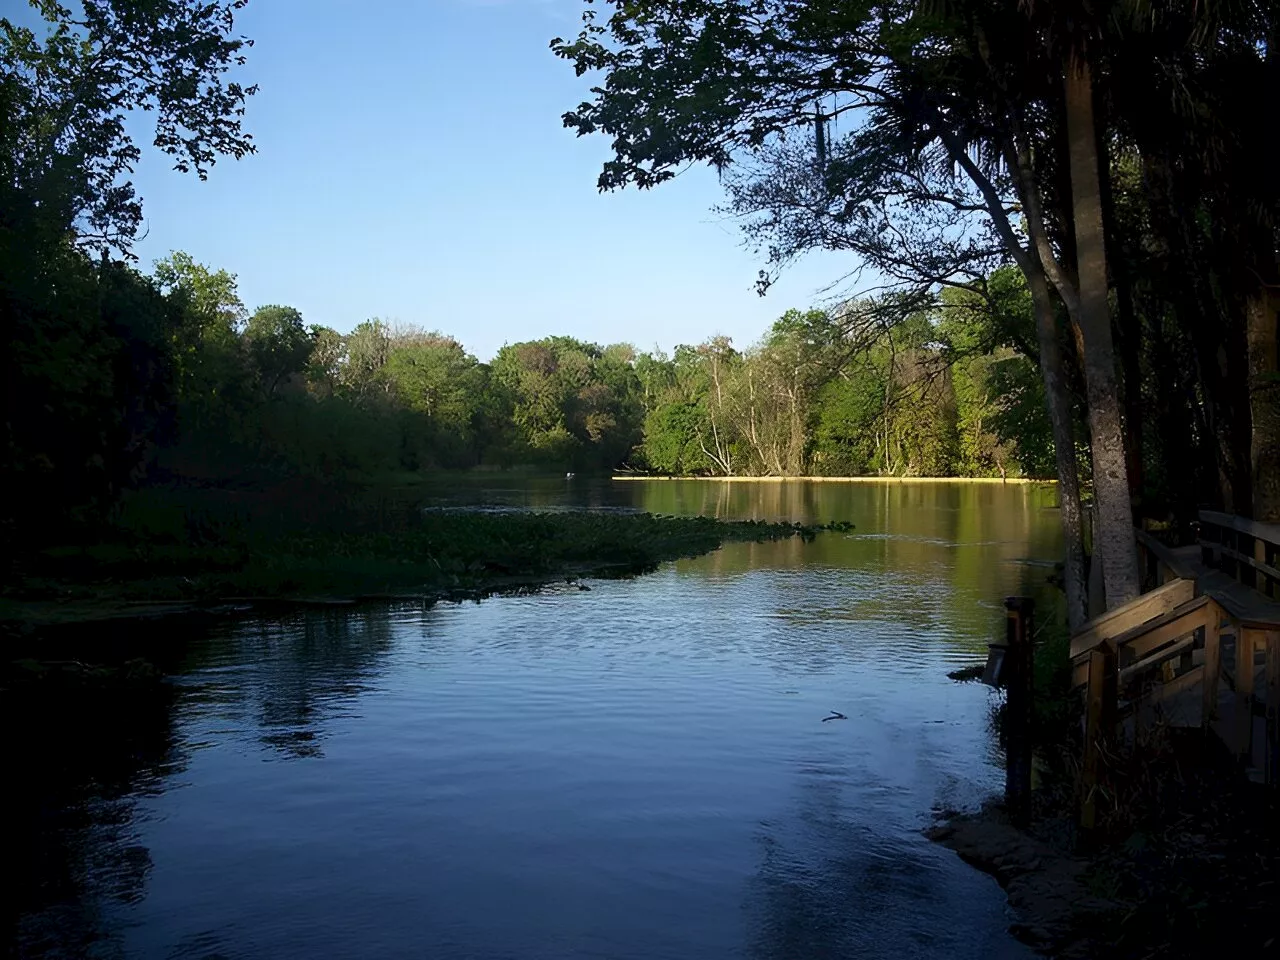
[0,561,638,635]
[2,514,835,636]
[926,805,1111,958]
[612,475,1055,484]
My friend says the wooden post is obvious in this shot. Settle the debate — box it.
[1004,597,1035,826]
[1237,629,1258,765]
[1267,632,1280,787]
[1202,603,1221,727]
[1081,645,1116,834]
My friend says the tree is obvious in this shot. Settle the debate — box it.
[641,403,711,475]
[385,333,489,468]
[245,305,311,399]
[1,0,256,253]
[152,251,248,416]
[305,325,346,398]
[490,336,644,470]
[342,320,392,399]
[550,0,1108,621]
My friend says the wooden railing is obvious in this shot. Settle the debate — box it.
[1068,577,1226,826]
[1199,510,1280,600]
[986,513,1280,831]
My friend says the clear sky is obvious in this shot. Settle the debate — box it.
[127,0,858,361]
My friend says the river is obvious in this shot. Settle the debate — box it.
[11,479,1062,959]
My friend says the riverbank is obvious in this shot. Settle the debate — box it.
[613,475,1054,483]
[928,728,1280,958]
[3,491,842,632]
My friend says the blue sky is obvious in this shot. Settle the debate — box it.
[128,0,857,361]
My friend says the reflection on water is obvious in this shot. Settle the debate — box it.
[10,481,1058,959]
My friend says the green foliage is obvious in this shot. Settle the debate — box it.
[937,269,1056,479]
[385,333,489,468]
[245,306,311,399]
[641,403,712,475]
[627,294,1052,479]
[810,374,884,475]
[1,0,256,252]
[490,336,644,470]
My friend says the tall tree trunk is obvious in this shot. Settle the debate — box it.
[1115,276,1145,507]
[1029,267,1090,631]
[1249,289,1280,521]
[1064,53,1139,607]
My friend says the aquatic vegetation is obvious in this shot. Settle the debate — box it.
[5,496,850,620]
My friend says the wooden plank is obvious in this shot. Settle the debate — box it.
[1203,605,1221,724]
[1237,629,1259,761]
[1110,595,1210,662]
[1119,633,1197,685]
[1081,647,1116,833]
[1071,658,1088,691]
[1069,578,1197,659]
[1200,509,1280,548]
[1134,529,1200,581]
[1211,545,1280,584]
[1268,632,1280,787]
[1197,569,1280,629]
[1148,663,1205,705]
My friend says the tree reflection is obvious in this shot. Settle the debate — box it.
[190,609,399,760]
[6,607,403,956]
[4,650,181,958]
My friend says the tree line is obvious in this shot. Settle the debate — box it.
[636,275,1051,478]
[4,229,1056,535]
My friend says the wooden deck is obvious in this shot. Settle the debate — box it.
[1071,515,1280,801]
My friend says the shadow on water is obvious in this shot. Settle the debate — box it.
[181,611,398,761]
[744,766,1028,960]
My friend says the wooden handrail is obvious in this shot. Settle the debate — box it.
[1200,510,1280,546]
[1069,521,1280,801]
[1134,528,1199,580]
[1111,595,1212,664]
[1118,634,1196,685]
[1070,595,1215,691]
[1069,578,1196,660]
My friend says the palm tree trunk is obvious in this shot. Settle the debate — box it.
[1064,51,1139,607]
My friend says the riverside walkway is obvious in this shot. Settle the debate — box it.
[1070,511,1280,814]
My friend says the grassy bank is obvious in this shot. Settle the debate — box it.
[2,481,847,629]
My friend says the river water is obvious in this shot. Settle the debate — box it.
[12,479,1062,960]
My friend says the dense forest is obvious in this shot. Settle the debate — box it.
[7,240,1056,514]
[0,157,1249,540]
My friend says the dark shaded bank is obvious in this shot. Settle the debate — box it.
[2,481,851,633]
[928,728,1280,958]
